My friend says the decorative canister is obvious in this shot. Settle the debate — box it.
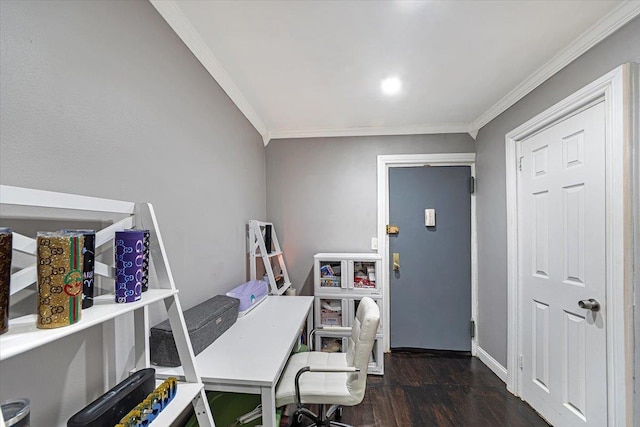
[36,232,84,328]
[0,227,12,335]
[1,398,30,427]
[114,230,144,303]
[60,230,95,309]
[120,229,150,292]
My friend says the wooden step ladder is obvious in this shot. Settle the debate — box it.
[248,220,292,296]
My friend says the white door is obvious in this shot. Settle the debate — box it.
[519,102,606,426]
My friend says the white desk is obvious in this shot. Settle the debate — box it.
[156,295,314,427]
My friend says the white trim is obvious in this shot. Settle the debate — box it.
[505,121,520,395]
[149,0,269,143]
[505,64,635,426]
[633,63,640,427]
[471,1,640,133]
[377,153,476,353]
[470,163,478,357]
[267,123,473,143]
[477,346,508,383]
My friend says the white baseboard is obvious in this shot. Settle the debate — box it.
[476,346,508,383]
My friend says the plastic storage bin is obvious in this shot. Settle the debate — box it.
[226,280,268,316]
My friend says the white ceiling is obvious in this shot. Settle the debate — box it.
[150,1,640,144]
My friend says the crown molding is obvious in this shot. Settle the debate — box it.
[149,0,269,141]
[266,122,474,145]
[470,0,640,133]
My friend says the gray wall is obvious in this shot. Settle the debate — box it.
[0,1,265,424]
[475,16,640,368]
[265,134,475,295]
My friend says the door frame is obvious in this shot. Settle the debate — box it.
[505,64,637,426]
[377,153,477,354]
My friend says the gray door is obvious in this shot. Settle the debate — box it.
[389,166,471,351]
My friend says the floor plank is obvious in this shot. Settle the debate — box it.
[294,351,549,426]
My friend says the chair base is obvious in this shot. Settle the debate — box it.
[291,404,352,427]
[306,422,351,427]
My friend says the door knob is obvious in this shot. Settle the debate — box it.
[393,253,400,271]
[578,298,600,312]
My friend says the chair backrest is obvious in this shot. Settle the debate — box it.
[345,297,380,400]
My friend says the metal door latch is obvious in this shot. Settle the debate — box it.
[578,298,600,312]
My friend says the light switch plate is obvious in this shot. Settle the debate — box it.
[371,237,378,250]
[425,209,436,227]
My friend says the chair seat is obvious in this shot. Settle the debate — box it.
[275,351,362,407]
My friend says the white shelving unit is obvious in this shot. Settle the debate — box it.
[152,381,205,425]
[314,252,382,295]
[314,295,383,335]
[0,185,214,426]
[248,220,291,295]
[313,253,384,375]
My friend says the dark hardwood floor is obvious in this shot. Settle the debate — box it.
[294,351,549,427]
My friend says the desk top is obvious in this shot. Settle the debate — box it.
[156,295,313,388]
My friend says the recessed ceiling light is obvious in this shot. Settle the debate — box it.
[381,77,401,95]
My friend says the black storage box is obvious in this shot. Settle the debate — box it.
[150,295,240,367]
[67,368,155,427]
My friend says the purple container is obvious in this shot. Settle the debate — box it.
[120,229,150,292]
[226,280,268,315]
[114,231,144,303]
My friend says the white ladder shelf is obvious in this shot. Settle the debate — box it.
[0,185,215,427]
[248,220,291,296]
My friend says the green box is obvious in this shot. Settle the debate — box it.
[185,391,281,427]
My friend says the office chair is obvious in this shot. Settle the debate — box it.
[275,297,380,427]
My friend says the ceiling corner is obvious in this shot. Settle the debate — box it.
[471,0,640,133]
[149,0,269,138]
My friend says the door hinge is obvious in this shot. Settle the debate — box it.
[468,176,475,194]
[518,156,524,171]
[470,319,476,338]
[519,355,524,370]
